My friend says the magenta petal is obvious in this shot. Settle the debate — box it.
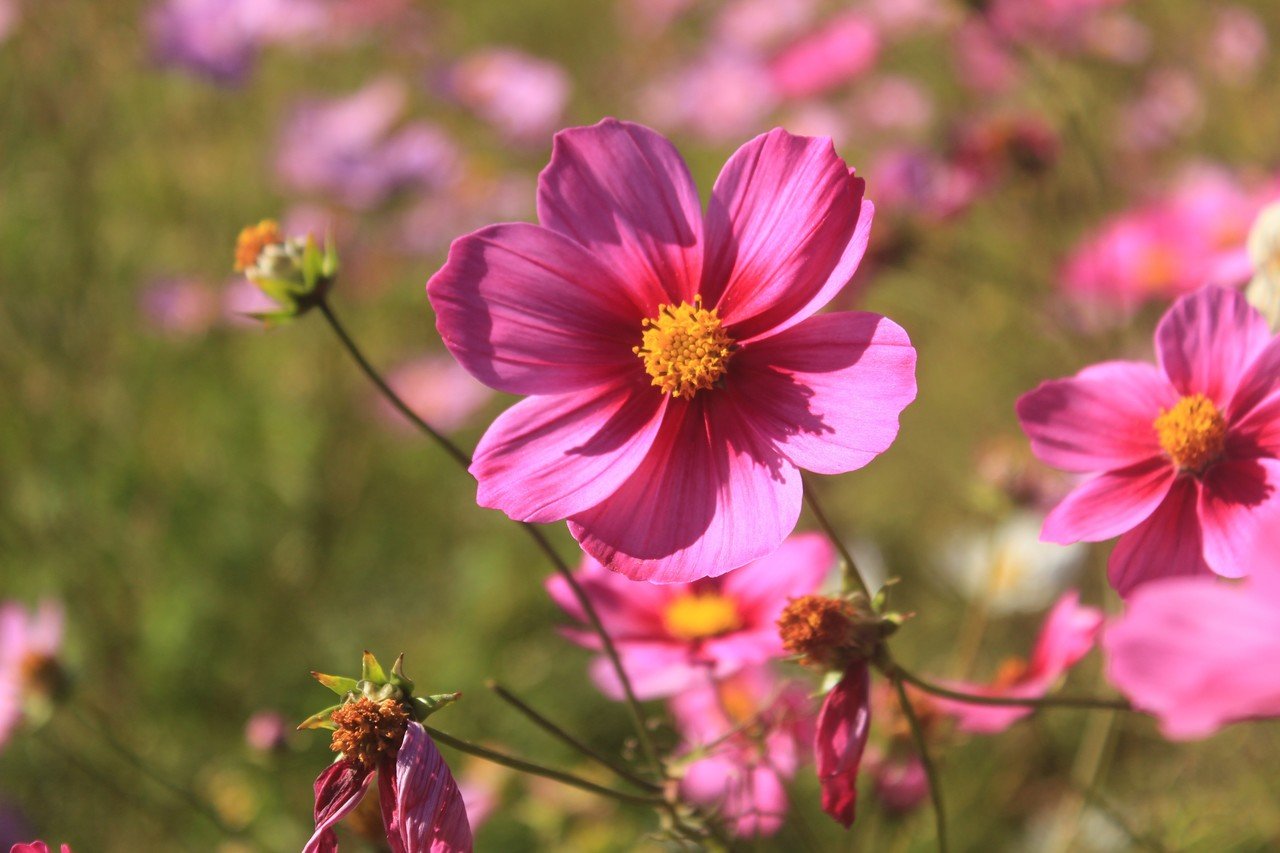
[720,532,836,624]
[1155,286,1273,406]
[427,223,643,395]
[1198,458,1280,578]
[568,399,802,583]
[1226,335,1280,430]
[1017,361,1175,473]
[471,382,667,523]
[537,118,703,308]
[544,554,675,640]
[587,642,706,700]
[1041,457,1175,544]
[702,129,867,340]
[1104,576,1280,739]
[733,312,917,475]
[815,662,871,829]
[379,723,472,853]
[1107,478,1212,597]
[304,760,375,853]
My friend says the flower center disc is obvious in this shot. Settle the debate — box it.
[665,593,742,640]
[1153,394,1228,472]
[634,296,734,400]
[330,697,409,769]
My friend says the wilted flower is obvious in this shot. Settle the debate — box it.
[1246,201,1280,331]
[547,533,834,699]
[1,601,65,751]
[301,652,470,852]
[1019,287,1280,595]
[1104,571,1280,739]
[232,219,336,324]
[428,120,916,582]
[933,592,1102,733]
[445,49,570,145]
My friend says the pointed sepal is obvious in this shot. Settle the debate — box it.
[411,692,461,721]
[298,704,342,731]
[312,671,359,697]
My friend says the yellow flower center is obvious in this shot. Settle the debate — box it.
[1139,246,1178,292]
[634,296,735,400]
[234,219,282,272]
[664,593,742,641]
[1153,393,1228,472]
[330,697,409,770]
[716,676,760,727]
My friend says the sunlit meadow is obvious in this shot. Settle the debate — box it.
[3,0,1280,850]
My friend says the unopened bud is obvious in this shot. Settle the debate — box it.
[232,219,337,324]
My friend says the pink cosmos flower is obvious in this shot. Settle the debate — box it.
[148,0,324,84]
[0,602,63,750]
[639,51,778,145]
[378,355,493,436]
[814,662,871,828]
[769,13,881,100]
[933,592,1102,733]
[547,533,834,699]
[11,843,72,853]
[671,667,813,837]
[1104,571,1280,739]
[445,49,570,145]
[307,719,471,852]
[428,119,917,582]
[1019,287,1280,594]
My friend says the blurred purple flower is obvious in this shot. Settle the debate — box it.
[147,0,324,84]
[377,354,493,435]
[245,711,290,753]
[1118,68,1203,152]
[446,49,570,145]
[871,147,981,222]
[1081,11,1151,64]
[397,174,534,258]
[138,278,218,339]
[0,0,18,43]
[640,50,776,143]
[1207,7,1269,86]
[864,0,952,38]
[854,76,933,135]
[713,0,816,51]
[276,78,459,209]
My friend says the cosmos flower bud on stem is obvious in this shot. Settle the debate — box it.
[232,218,337,324]
[777,593,896,673]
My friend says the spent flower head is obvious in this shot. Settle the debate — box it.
[777,592,898,672]
[232,218,337,324]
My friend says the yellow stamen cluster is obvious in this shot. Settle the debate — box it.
[634,297,734,400]
[330,697,410,770]
[1154,393,1228,473]
[664,593,742,641]
[777,594,856,668]
[234,219,282,272]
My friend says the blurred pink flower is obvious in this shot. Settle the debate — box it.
[1060,167,1279,316]
[1104,572,1280,739]
[672,667,813,837]
[547,533,834,699]
[864,0,951,38]
[1019,288,1280,594]
[0,602,63,751]
[934,592,1102,732]
[307,719,471,852]
[815,662,870,827]
[147,0,323,84]
[139,278,218,338]
[854,76,934,135]
[10,843,72,853]
[221,277,279,327]
[245,711,290,753]
[429,120,915,582]
[953,20,1021,93]
[1207,7,1269,86]
[769,13,880,99]
[986,0,1127,46]
[617,0,697,38]
[378,355,493,435]
[0,0,18,42]
[446,49,570,145]
[640,50,777,144]
[868,750,929,814]
[398,174,534,259]
[871,147,981,221]
[1118,68,1203,153]
[1081,12,1150,64]
[713,0,816,51]
[276,78,459,209]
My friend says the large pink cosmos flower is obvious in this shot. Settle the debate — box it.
[307,718,471,852]
[547,532,834,699]
[1018,287,1280,595]
[428,119,917,583]
[1104,570,1280,739]
[933,592,1102,733]
[0,602,64,751]
[671,667,813,838]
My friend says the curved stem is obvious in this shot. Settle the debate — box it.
[424,725,665,808]
[890,665,1132,712]
[802,478,871,598]
[317,297,663,779]
[889,674,949,853]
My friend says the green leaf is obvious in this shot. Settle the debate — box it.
[311,671,359,697]
[302,235,322,289]
[322,233,339,278]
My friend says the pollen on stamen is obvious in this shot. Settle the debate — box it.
[1153,393,1228,473]
[777,594,856,668]
[330,697,410,770]
[234,219,283,272]
[633,295,735,400]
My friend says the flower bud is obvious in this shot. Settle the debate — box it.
[232,218,337,324]
[777,593,887,671]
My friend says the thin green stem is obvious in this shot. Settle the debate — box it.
[889,674,949,853]
[487,680,661,792]
[317,297,663,779]
[802,478,871,598]
[424,725,665,807]
[891,665,1132,712]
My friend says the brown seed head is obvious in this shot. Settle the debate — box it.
[777,594,857,668]
[330,697,410,770]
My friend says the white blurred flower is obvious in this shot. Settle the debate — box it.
[1246,201,1280,331]
[935,512,1086,615]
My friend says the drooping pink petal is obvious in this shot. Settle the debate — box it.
[379,723,472,853]
[1016,361,1175,473]
[702,129,867,340]
[731,311,917,475]
[1197,457,1280,577]
[470,381,667,523]
[815,662,871,829]
[568,398,802,583]
[1107,477,1211,597]
[427,223,645,395]
[1040,457,1175,543]
[1104,575,1280,739]
[719,532,836,624]
[304,760,375,853]
[537,118,704,309]
[1155,286,1273,406]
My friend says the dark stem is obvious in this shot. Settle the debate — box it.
[316,297,663,779]
[424,725,665,808]
[890,665,1133,711]
[488,680,661,792]
[889,674,949,853]
[801,478,871,598]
